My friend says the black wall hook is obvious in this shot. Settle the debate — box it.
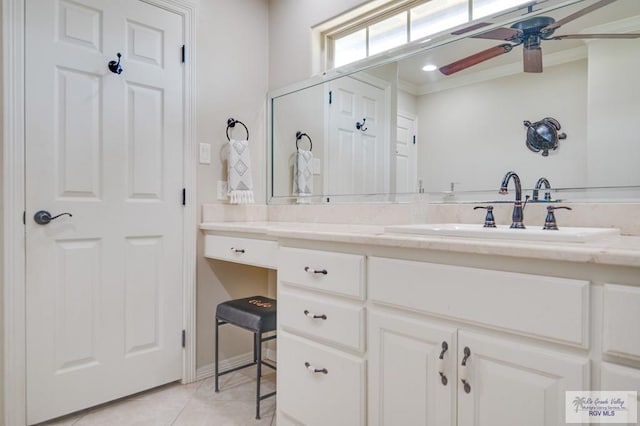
[108,53,123,74]
[356,118,368,131]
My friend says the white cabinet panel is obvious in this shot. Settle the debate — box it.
[603,283,640,361]
[204,235,278,269]
[279,247,365,299]
[369,257,589,347]
[278,289,365,352]
[457,330,589,426]
[368,310,457,426]
[600,362,640,424]
[277,331,366,426]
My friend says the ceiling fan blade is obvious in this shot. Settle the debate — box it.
[523,46,543,73]
[439,44,513,76]
[552,33,640,40]
[472,27,521,41]
[542,0,617,33]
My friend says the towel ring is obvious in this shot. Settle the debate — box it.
[226,118,249,141]
[296,131,312,151]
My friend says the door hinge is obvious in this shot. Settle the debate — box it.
[181,45,185,63]
[329,91,332,105]
[181,330,186,348]
[182,188,186,206]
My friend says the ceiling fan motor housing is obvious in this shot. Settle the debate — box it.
[511,16,556,39]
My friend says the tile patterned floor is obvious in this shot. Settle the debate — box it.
[38,368,277,426]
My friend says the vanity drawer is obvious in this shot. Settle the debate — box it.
[603,283,640,361]
[279,247,365,300]
[204,234,278,268]
[369,257,590,347]
[278,288,365,352]
[277,331,365,426]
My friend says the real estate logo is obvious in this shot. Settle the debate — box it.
[566,391,637,424]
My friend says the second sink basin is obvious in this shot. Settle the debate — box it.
[384,223,620,243]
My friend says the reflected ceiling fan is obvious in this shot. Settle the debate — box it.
[439,0,640,75]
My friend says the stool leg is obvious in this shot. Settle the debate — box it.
[215,318,220,393]
[255,332,262,420]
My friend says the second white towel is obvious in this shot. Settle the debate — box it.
[293,149,313,200]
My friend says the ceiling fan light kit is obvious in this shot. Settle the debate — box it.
[439,0,640,75]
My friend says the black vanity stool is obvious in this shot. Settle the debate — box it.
[215,296,277,419]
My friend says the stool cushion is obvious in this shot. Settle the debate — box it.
[216,296,277,333]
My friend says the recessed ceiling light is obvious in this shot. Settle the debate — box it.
[422,64,437,72]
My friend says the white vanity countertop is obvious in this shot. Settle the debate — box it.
[200,221,640,268]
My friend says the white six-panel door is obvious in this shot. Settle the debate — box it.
[25,0,184,423]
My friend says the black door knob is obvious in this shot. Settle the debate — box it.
[34,210,73,225]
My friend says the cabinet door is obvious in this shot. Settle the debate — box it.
[368,310,457,426]
[457,330,589,426]
[600,362,640,424]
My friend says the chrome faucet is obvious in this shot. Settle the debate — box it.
[499,171,527,229]
[532,177,551,201]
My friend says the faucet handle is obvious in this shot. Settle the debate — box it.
[473,206,496,228]
[543,206,572,230]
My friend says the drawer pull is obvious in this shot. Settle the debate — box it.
[304,362,328,374]
[303,310,327,320]
[230,248,245,254]
[460,346,471,393]
[437,341,448,386]
[304,266,328,275]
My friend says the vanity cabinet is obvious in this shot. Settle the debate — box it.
[367,256,590,426]
[277,246,366,425]
[200,224,639,426]
[368,311,589,426]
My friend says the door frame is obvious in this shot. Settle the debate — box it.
[2,0,197,424]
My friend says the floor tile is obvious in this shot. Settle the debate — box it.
[34,370,276,426]
[173,398,276,426]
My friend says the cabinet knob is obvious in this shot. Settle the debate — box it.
[304,362,328,374]
[230,247,245,254]
[303,310,327,320]
[304,266,328,275]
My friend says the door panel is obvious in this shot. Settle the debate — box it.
[396,113,417,193]
[327,76,389,196]
[457,330,589,426]
[25,0,184,423]
[368,310,457,426]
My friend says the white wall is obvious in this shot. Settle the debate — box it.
[0,1,5,419]
[417,59,588,194]
[193,0,271,369]
[268,0,370,90]
[587,39,640,188]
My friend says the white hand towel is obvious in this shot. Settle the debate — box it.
[226,139,254,204]
[293,149,313,202]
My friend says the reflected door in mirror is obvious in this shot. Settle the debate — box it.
[327,76,390,195]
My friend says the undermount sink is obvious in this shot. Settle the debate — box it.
[384,223,620,243]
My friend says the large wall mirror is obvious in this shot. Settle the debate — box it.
[269,0,640,204]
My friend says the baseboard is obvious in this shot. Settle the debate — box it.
[196,349,277,382]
